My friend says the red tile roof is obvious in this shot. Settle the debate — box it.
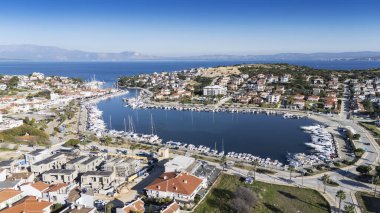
[161,202,180,213]
[30,181,50,192]
[0,196,52,213]
[0,189,22,203]
[145,172,203,196]
[122,199,145,213]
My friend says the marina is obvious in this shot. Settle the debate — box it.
[92,90,331,167]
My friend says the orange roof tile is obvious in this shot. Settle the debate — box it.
[123,199,145,213]
[31,181,50,192]
[0,196,52,213]
[145,172,203,196]
[0,189,22,203]
[46,183,68,192]
[161,202,180,213]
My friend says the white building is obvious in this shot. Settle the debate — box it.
[145,172,203,203]
[267,94,281,104]
[203,85,227,96]
[0,84,7,91]
[164,156,195,172]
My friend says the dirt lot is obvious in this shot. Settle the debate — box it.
[200,66,241,78]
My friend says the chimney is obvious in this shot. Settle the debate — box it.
[164,175,168,180]
[157,186,160,189]
[174,186,178,191]
[183,179,188,184]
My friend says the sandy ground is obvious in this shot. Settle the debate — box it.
[200,66,240,78]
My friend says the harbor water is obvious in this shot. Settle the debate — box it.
[97,90,316,163]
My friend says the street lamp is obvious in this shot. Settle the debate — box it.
[301,164,304,186]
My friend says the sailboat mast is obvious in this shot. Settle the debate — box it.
[109,115,112,130]
[150,114,154,135]
[124,117,126,132]
[222,138,224,153]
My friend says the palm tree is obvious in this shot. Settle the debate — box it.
[321,174,330,194]
[221,155,227,171]
[336,190,346,213]
[288,166,295,180]
[343,204,355,213]
[252,159,259,180]
[373,175,380,197]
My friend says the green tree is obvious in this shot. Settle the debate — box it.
[353,134,361,140]
[64,139,80,147]
[105,202,113,213]
[373,175,379,197]
[8,76,19,88]
[356,165,372,176]
[336,190,346,213]
[343,204,355,213]
[251,159,259,180]
[321,174,330,194]
[221,155,227,171]
[288,166,295,180]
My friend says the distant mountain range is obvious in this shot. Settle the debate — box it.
[1,44,380,62]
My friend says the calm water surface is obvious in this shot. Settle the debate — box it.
[97,90,316,163]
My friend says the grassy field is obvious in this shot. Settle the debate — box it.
[360,122,380,136]
[195,174,330,213]
[355,192,380,213]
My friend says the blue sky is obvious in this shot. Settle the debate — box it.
[0,0,379,55]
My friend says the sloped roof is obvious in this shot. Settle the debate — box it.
[30,181,50,192]
[161,202,180,213]
[122,199,145,213]
[0,196,52,213]
[0,189,22,203]
[145,172,203,196]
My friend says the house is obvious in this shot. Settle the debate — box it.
[164,156,195,173]
[7,172,34,185]
[81,171,115,190]
[116,198,145,213]
[160,202,180,213]
[0,160,27,174]
[0,180,23,190]
[203,85,227,96]
[307,96,320,102]
[102,158,141,177]
[66,187,94,208]
[324,98,336,109]
[30,153,67,175]
[313,88,322,95]
[19,181,50,198]
[41,183,71,204]
[42,169,78,184]
[0,196,53,213]
[145,172,203,203]
[158,148,170,159]
[238,96,251,104]
[267,94,281,104]
[65,156,102,173]
[24,149,50,165]
[293,100,305,109]
[0,84,7,91]
[0,169,6,181]
[0,189,25,210]
[280,75,290,83]
[293,94,305,100]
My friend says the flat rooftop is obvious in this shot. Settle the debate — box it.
[82,171,112,177]
[43,169,76,175]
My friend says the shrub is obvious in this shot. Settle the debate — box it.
[63,139,80,147]
[356,165,372,175]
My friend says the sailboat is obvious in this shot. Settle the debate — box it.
[148,114,160,143]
